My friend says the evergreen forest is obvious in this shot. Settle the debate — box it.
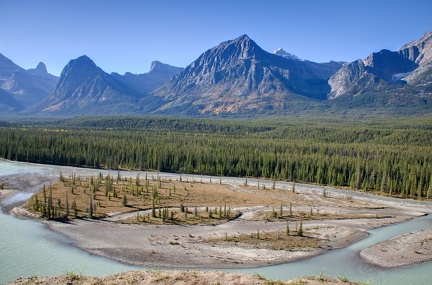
[1,116,432,199]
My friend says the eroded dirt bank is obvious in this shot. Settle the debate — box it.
[6,269,361,285]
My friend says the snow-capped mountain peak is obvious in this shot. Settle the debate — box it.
[274,48,301,61]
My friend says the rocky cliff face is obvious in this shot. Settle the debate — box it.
[363,50,418,81]
[398,32,432,85]
[399,32,432,64]
[150,35,342,115]
[328,60,370,99]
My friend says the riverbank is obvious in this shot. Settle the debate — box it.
[1,160,431,271]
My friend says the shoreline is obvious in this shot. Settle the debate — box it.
[7,207,431,272]
[1,160,432,270]
[6,198,430,270]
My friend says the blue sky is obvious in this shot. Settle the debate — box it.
[1,0,431,76]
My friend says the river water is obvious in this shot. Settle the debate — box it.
[0,160,431,284]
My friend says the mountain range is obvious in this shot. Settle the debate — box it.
[1,31,431,117]
[32,56,183,115]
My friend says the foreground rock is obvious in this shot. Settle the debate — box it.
[7,270,360,285]
[360,228,432,267]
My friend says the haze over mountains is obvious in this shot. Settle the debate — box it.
[1,32,431,117]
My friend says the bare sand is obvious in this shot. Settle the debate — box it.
[360,228,432,268]
[42,208,371,269]
[1,161,431,270]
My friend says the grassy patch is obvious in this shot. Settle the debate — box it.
[27,174,284,223]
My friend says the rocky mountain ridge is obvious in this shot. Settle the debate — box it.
[149,35,342,115]
[1,31,432,117]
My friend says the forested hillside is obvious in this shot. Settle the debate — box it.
[1,116,431,199]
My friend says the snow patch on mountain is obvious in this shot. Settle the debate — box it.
[392,71,413,81]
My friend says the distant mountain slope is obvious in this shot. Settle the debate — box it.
[0,88,24,112]
[0,53,21,81]
[0,54,58,109]
[329,32,432,102]
[111,61,183,95]
[26,62,59,99]
[149,35,342,115]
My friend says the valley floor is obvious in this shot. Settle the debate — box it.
[1,163,431,271]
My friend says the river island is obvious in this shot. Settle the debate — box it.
[1,161,431,274]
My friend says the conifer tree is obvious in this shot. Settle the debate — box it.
[297,220,303,236]
[355,153,362,190]
[427,174,432,200]
[48,183,53,219]
[152,199,156,218]
[89,191,93,218]
[65,189,69,218]
[72,199,77,218]
[32,196,40,212]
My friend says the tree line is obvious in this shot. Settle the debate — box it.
[1,116,431,199]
